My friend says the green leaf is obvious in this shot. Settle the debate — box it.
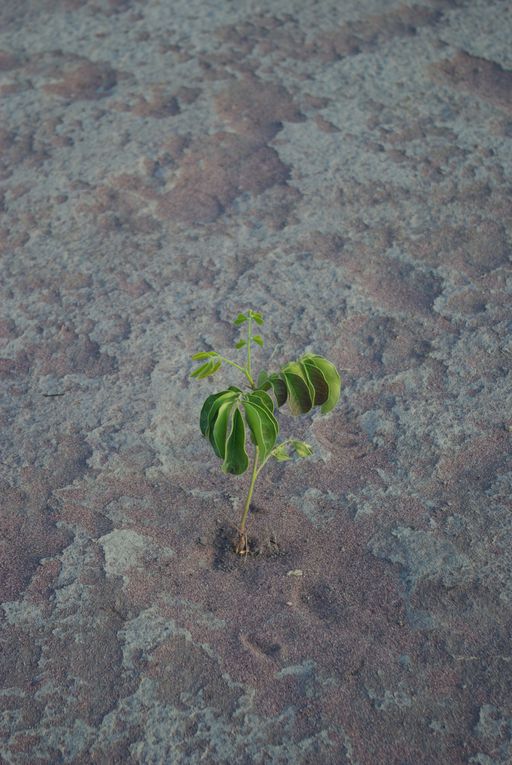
[242,400,278,462]
[302,358,329,407]
[252,335,264,347]
[234,339,247,349]
[200,389,239,437]
[222,408,249,475]
[211,400,236,458]
[291,440,313,458]
[191,361,216,379]
[302,354,341,414]
[282,369,313,415]
[247,389,274,413]
[200,392,224,436]
[285,361,315,403]
[268,374,287,407]
[248,310,264,325]
[191,351,219,360]
[233,313,248,326]
[190,358,222,379]
[272,443,291,462]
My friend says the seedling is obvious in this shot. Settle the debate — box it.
[191,310,341,555]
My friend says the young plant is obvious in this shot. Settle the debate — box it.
[190,310,341,555]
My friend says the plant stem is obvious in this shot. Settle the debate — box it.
[255,438,294,477]
[218,357,255,388]
[246,315,252,382]
[239,447,259,537]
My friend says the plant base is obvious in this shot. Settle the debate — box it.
[234,531,249,556]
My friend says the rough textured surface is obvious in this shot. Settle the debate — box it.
[1,1,511,763]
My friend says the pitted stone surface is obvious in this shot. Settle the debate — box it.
[1,1,511,763]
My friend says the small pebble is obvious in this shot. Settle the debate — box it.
[286,569,303,577]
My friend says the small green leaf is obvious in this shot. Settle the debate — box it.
[191,351,219,361]
[291,440,313,458]
[234,339,247,349]
[272,443,291,462]
[190,361,212,379]
[191,359,222,379]
[252,335,264,347]
[248,310,264,325]
[233,313,248,326]
[222,408,249,475]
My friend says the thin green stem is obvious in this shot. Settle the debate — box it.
[246,315,252,382]
[255,438,294,478]
[218,356,255,388]
[239,447,259,535]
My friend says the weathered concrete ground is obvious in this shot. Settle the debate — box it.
[1,0,511,762]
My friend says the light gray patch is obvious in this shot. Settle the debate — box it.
[291,487,340,526]
[98,529,175,579]
[369,526,473,592]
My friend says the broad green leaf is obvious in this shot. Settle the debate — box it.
[211,400,235,458]
[282,370,313,415]
[303,354,341,414]
[200,391,225,436]
[272,443,291,462]
[233,313,248,326]
[247,389,274,414]
[242,400,278,462]
[302,358,329,407]
[222,408,249,475]
[248,310,264,325]
[201,389,239,437]
[268,374,287,407]
[234,339,247,349]
[284,361,315,403]
[191,351,219,360]
[291,440,313,458]
[252,335,264,347]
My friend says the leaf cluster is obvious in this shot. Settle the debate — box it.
[256,353,340,416]
[191,310,341,475]
[200,388,274,474]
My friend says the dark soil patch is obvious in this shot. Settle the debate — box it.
[212,513,286,571]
